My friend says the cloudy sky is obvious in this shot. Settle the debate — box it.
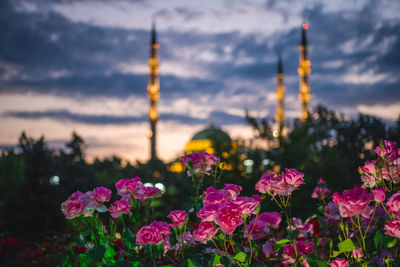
[0,0,399,162]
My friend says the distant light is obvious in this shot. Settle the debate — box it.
[144,182,153,187]
[49,175,60,185]
[273,130,279,138]
[302,24,308,30]
[262,159,270,166]
[155,182,166,192]
[243,159,254,167]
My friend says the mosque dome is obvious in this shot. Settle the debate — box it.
[185,126,233,155]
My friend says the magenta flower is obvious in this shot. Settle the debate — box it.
[283,241,314,265]
[167,210,187,228]
[386,192,400,218]
[197,203,222,222]
[245,218,267,240]
[136,225,163,245]
[257,212,282,229]
[256,169,305,196]
[324,201,341,221]
[352,248,364,259]
[61,200,85,219]
[151,221,171,236]
[311,187,331,199]
[68,191,83,201]
[115,177,141,197]
[358,160,378,188]
[93,187,112,202]
[376,140,398,161]
[144,186,162,198]
[384,220,400,238]
[255,172,275,193]
[231,196,260,216]
[282,168,305,188]
[203,189,227,206]
[181,152,218,175]
[262,239,276,257]
[334,185,373,218]
[330,258,349,267]
[108,199,132,218]
[215,202,243,234]
[224,184,243,200]
[192,222,218,243]
[373,188,386,203]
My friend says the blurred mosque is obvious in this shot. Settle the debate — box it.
[145,23,311,173]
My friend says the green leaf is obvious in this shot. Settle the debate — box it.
[306,256,329,267]
[373,230,384,250]
[274,239,290,251]
[332,250,341,257]
[187,258,203,267]
[212,255,221,265]
[233,252,247,263]
[383,235,398,248]
[88,246,106,263]
[337,238,356,253]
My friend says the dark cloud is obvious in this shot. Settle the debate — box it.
[3,109,245,125]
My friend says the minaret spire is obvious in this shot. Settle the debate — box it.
[147,20,160,159]
[275,53,285,139]
[298,23,311,122]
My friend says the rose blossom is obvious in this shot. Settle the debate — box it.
[358,161,378,188]
[262,239,276,257]
[283,241,314,265]
[245,218,269,240]
[93,187,112,202]
[167,210,187,228]
[108,199,132,218]
[387,191,400,218]
[151,221,171,236]
[330,258,349,267]
[255,172,275,193]
[352,248,364,259]
[203,189,227,206]
[334,185,373,218]
[215,203,243,234]
[373,188,386,203]
[144,186,162,198]
[376,140,397,161]
[192,222,218,243]
[61,200,85,219]
[197,204,222,222]
[136,225,163,245]
[258,212,282,229]
[115,177,141,197]
[224,184,242,200]
[231,196,260,216]
[282,168,305,188]
[181,152,218,175]
[384,220,400,238]
[311,187,331,199]
[324,201,341,221]
[68,191,83,201]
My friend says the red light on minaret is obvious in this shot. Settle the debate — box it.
[302,24,308,30]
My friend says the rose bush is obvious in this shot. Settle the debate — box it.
[60,140,400,266]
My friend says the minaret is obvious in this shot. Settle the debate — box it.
[298,24,311,122]
[275,54,285,139]
[147,21,160,160]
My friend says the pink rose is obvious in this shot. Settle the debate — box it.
[330,258,349,267]
[192,222,218,243]
[245,218,268,240]
[324,201,341,221]
[224,184,243,200]
[358,161,378,188]
[376,140,397,161]
[373,188,386,203]
[387,192,400,218]
[231,196,259,216]
[384,220,400,238]
[197,204,222,222]
[311,187,331,199]
[335,185,372,218]
[61,200,85,219]
[144,186,162,198]
[203,189,227,206]
[282,168,305,188]
[151,221,171,236]
[167,210,187,228]
[78,191,98,209]
[258,212,282,229]
[93,187,112,202]
[283,241,314,265]
[255,172,275,193]
[136,225,163,245]
[262,239,276,257]
[115,177,141,197]
[68,191,83,201]
[215,203,243,234]
[181,152,218,175]
[352,248,364,259]
[108,199,132,218]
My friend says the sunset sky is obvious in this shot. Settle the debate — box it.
[1,0,399,162]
